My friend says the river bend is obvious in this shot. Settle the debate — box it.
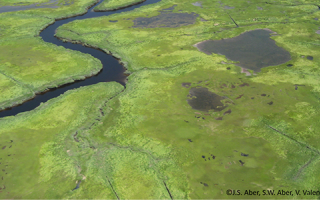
[0,0,161,118]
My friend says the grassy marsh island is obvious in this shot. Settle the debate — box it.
[1,0,320,198]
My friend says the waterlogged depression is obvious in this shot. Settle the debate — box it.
[194,29,292,72]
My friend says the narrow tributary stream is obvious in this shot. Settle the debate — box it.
[0,0,161,118]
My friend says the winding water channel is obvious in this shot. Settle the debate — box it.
[0,0,161,118]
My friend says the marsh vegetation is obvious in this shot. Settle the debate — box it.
[1,0,320,198]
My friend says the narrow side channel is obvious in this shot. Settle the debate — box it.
[266,124,320,155]
[163,181,173,200]
[106,176,120,200]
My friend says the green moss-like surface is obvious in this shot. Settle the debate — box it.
[0,72,34,110]
[94,0,145,11]
[2,0,320,198]
[105,65,320,198]
[0,82,124,198]
[54,0,320,198]
[0,37,101,92]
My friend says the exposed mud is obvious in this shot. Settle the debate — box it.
[181,82,191,88]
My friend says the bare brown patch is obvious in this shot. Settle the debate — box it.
[181,82,191,88]
[239,83,249,87]
[223,109,232,115]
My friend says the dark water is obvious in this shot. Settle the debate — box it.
[307,56,313,60]
[187,87,226,112]
[132,6,198,28]
[0,0,161,118]
[194,29,291,72]
[72,180,81,191]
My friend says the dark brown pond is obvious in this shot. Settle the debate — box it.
[194,29,291,72]
[132,6,198,28]
[187,87,226,112]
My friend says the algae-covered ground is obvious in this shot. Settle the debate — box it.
[1,0,320,199]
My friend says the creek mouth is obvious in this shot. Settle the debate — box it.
[0,0,161,118]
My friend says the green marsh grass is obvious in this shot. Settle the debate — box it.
[0,82,124,198]
[2,0,320,198]
[54,0,320,198]
[0,72,34,110]
[0,37,102,110]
